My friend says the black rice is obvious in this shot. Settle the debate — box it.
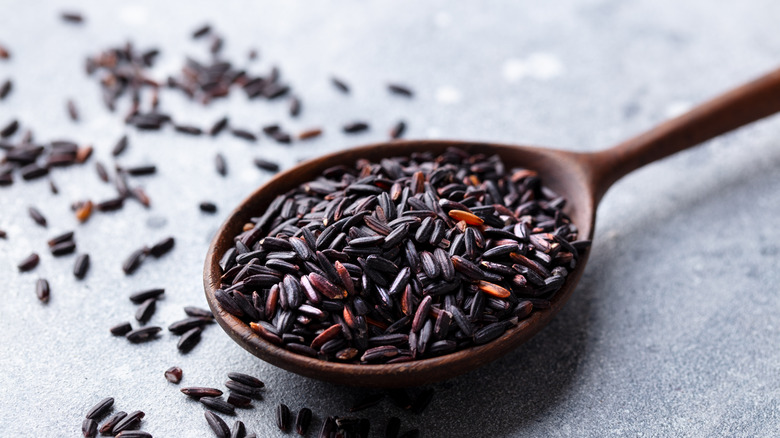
[227,392,252,408]
[385,417,401,438]
[253,158,280,173]
[51,240,76,256]
[318,416,337,437]
[0,79,11,100]
[61,12,84,23]
[1,119,18,137]
[135,297,157,323]
[93,163,109,185]
[389,121,406,139]
[164,366,183,383]
[21,163,49,180]
[331,77,350,93]
[177,327,203,352]
[82,418,97,437]
[99,411,127,435]
[169,316,213,334]
[205,410,230,438]
[298,128,322,140]
[216,149,581,363]
[96,197,125,212]
[184,306,214,318]
[201,396,236,415]
[289,97,301,117]
[343,121,369,133]
[410,388,434,414]
[28,206,47,227]
[130,288,165,303]
[123,248,147,274]
[209,117,229,136]
[112,411,145,433]
[110,322,133,336]
[85,397,114,420]
[112,135,128,157]
[387,390,413,410]
[226,372,264,388]
[67,99,80,121]
[73,253,90,279]
[124,164,156,176]
[192,24,212,38]
[388,83,414,97]
[295,407,312,435]
[231,129,257,142]
[276,403,291,433]
[224,380,263,399]
[18,253,40,272]
[200,202,218,213]
[125,326,161,343]
[175,124,203,135]
[115,431,152,438]
[36,278,50,303]
[215,153,227,176]
[182,387,223,398]
[230,420,246,438]
[149,236,175,257]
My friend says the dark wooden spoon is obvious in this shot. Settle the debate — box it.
[204,67,780,387]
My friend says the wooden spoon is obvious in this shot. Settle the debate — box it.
[204,67,780,387]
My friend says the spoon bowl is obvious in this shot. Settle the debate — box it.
[205,67,780,387]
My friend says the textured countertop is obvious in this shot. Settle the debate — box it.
[1,1,779,436]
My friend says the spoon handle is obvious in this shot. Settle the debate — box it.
[586,67,780,202]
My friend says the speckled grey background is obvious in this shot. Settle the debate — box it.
[1,1,779,436]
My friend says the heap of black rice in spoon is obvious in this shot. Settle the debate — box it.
[216,147,588,363]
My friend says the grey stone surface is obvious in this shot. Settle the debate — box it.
[1,0,779,436]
